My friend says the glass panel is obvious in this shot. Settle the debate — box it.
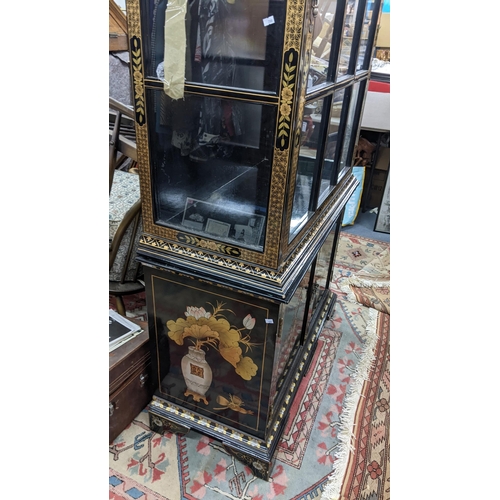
[338,82,360,180]
[356,0,376,70]
[269,263,312,411]
[147,0,285,93]
[337,0,360,78]
[147,89,274,251]
[314,226,337,291]
[317,88,346,205]
[308,0,338,90]
[306,227,336,320]
[289,98,326,240]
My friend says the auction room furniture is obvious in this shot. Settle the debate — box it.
[125,0,383,479]
[109,97,144,317]
[110,0,129,51]
[359,76,390,212]
[109,320,152,443]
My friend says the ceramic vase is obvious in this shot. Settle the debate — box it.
[181,346,213,404]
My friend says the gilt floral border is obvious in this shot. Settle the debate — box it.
[276,49,298,151]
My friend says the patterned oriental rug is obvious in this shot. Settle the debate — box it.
[322,311,390,500]
[109,233,390,500]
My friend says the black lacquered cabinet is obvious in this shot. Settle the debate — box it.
[125,0,382,479]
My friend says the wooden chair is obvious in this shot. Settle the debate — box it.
[109,97,144,317]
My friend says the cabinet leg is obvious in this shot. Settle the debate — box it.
[149,411,190,436]
[222,444,273,481]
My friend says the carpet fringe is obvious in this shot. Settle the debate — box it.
[339,277,389,306]
[320,307,380,500]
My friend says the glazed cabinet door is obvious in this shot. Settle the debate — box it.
[130,0,288,263]
[143,0,286,93]
[146,90,276,253]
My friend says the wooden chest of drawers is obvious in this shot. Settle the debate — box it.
[109,322,153,443]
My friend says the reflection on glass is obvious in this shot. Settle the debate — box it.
[318,89,345,205]
[308,229,336,315]
[147,89,274,251]
[149,0,284,93]
[290,232,335,380]
[338,82,360,179]
[271,228,337,416]
[337,0,360,78]
[269,264,312,411]
[356,0,375,70]
[289,98,326,240]
[308,0,338,90]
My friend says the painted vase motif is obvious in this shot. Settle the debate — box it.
[167,303,260,408]
[181,346,213,405]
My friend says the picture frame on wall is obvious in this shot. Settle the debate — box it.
[374,167,390,234]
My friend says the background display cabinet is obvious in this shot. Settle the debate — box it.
[125,0,383,479]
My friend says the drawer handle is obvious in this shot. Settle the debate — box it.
[109,401,118,417]
[139,373,149,387]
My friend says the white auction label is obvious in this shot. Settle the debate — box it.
[263,15,275,27]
